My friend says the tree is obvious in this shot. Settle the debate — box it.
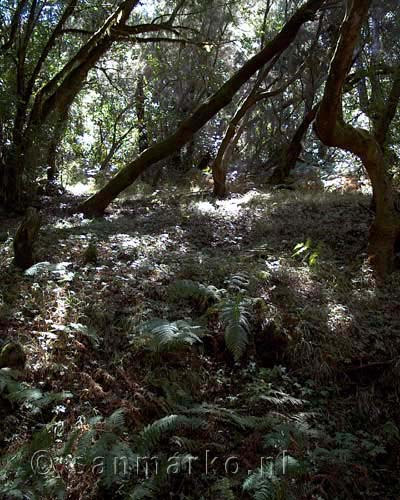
[268,103,318,185]
[314,0,400,277]
[136,0,237,184]
[211,69,301,197]
[78,0,327,217]
[0,0,189,209]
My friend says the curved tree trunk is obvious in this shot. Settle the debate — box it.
[212,95,255,198]
[212,68,300,198]
[213,120,248,198]
[78,0,327,216]
[269,104,318,184]
[314,0,400,278]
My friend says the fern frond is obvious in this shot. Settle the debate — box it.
[129,482,159,499]
[170,436,202,453]
[1,425,54,490]
[138,319,203,352]
[258,390,305,407]
[76,422,136,487]
[225,272,251,292]
[76,429,97,462]
[185,404,272,430]
[101,440,137,487]
[139,414,204,452]
[219,297,251,360]
[0,370,72,409]
[106,408,125,430]
[168,279,224,307]
[0,370,22,397]
[243,469,277,500]
[211,477,236,500]
[61,428,81,456]
[263,416,318,450]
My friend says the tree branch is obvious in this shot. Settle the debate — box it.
[0,0,29,53]
[78,0,327,215]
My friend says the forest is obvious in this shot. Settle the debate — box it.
[1,0,400,498]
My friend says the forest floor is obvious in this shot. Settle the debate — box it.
[1,186,400,500]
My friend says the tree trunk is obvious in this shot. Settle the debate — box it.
[212,94,255,198]
[314,0,400,278]
[0,0,140,210]
[213,119,248,198]
[78,0,327,216]
[13,207,41,269]
[211,67,299,198]
[213,161,229,198]
[0,160,21,210]
[269,104,318,184]
[46,110,69,183]
[135,73,149,153]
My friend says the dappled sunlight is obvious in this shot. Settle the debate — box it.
[326,303,354,335]
[65,181,95,196]
[1,0,400,495]
[2,186,400,499]
[190,190,273,219]
[53,214,90,230]
[215,189,272,215]
[192,200,217,215]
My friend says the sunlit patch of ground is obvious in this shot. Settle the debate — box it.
[64,180,96,196]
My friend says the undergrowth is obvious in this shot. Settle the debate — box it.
[1,189,399,499]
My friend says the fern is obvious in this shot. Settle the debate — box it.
[170,435,202,453]
[225,272,251,293]
[185,403,273,431]
[72,408,139,487]
[76,428,97,462]
[138,319,203,352]
[165,275,255,360]
[168,279,225,308]
[250,389,305,407]
[139,414,204,452]
[211,477,236,500]
[127,451,199,498]
[106,408,125,429]
[0,391,132,497]
[0,370,71,409]
[61,428,81,456]
[264,414,320,450]
[9,389,72,408]
[0,426,59,500]
[0,369,21,397]
[243,469,277,500]
[145,366,200,410]
[95,438,137,487]
[219,297,251,361]
[129,483,159,499]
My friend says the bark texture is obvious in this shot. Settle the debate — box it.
[13,207,41,269]
[314,0,400,277]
